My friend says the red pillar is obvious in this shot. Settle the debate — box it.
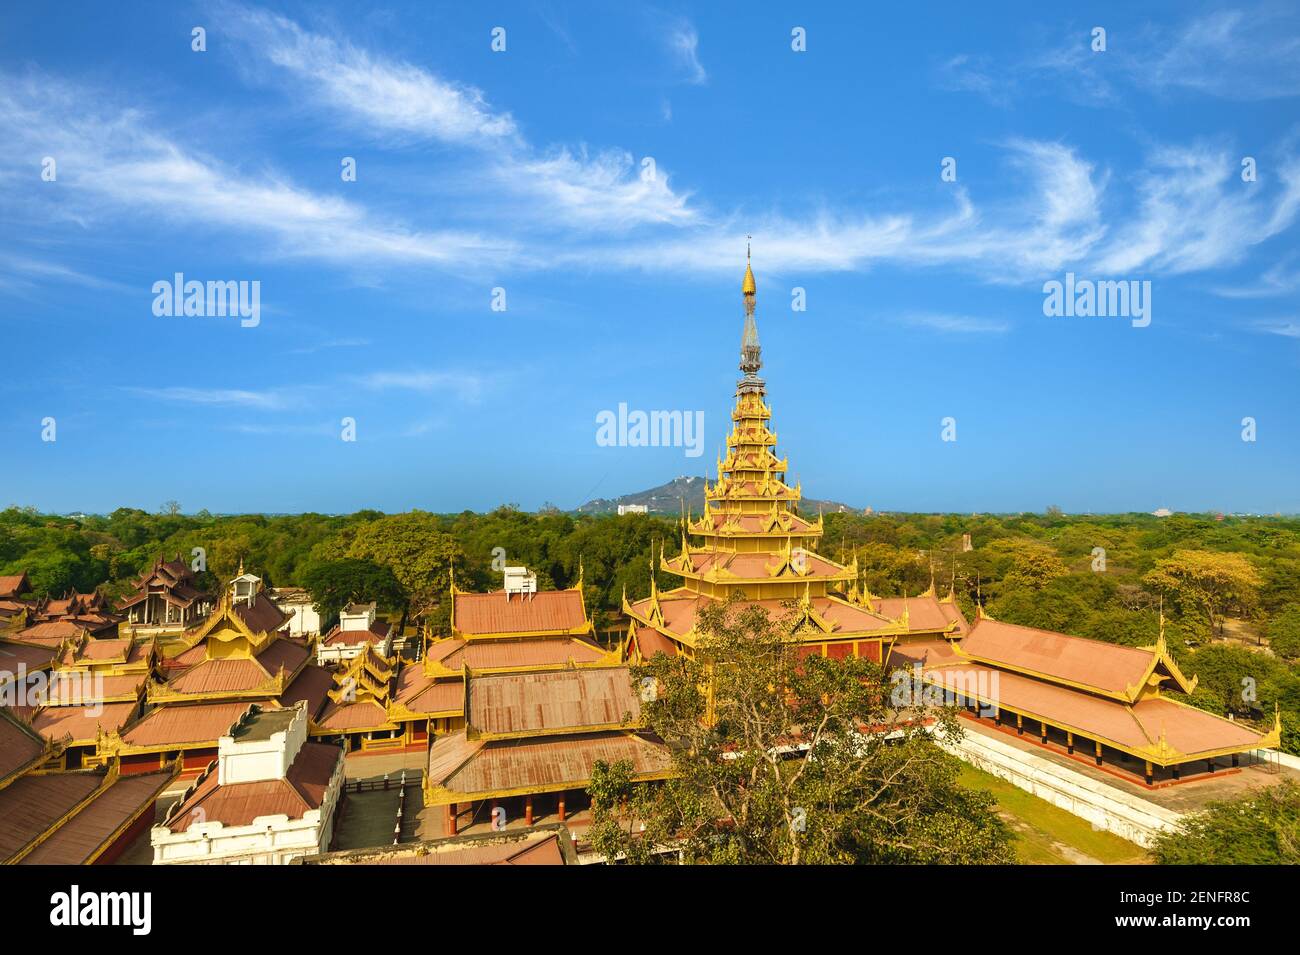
[557,792,567,822]
[446,803,457,836]
[525,794,534,826]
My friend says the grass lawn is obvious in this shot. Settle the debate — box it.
[958,764,1150,865]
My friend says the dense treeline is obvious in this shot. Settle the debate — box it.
[3,504,1299,751]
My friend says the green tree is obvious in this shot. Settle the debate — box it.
[1150,781,1300,864]
[587,598,1013,864]
[1266,605,1300,661]
[1143,550,1263,636]
[300,559,406,625]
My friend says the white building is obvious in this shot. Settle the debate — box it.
[151,702,345,865]
[617,504,648,515]
[268,586,322,638]
[317,601,393,666]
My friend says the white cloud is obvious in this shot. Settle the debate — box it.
[226,6,696,232]
[666,21,707,85]
[1092,144,1300,274]
[898,313,1011,334]
[228,8,517,146]
[0,74,513,269]
[124,386,298,410]
[355,370,488,402]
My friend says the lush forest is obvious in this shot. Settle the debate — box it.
[3,504,1299,752]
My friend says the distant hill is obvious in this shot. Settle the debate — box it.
[576,475,859,516]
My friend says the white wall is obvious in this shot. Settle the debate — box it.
[935,724,1184,848]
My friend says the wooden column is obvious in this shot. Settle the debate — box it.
[446,803,457,837]
[557,792,567,822]
[1144,761,1154,785]
[1040,721,1048,744]
[1066,732,1074,754]
[525,794,534,826]
[1016,714,1023,736]
[1095,740,1103,766]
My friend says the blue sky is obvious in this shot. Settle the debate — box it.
[2,1,1298,515]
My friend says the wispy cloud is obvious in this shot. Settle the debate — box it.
[123,386,299,410]
[939,9,1300,107]
[355,370,488,402]
[288,337,372,355]
[1213,257,1300,298]
[0,74,514,270]
[898,312,1011,334]
[1249,318,1300,339]
[665,20,707,85]
[225,6,695,231]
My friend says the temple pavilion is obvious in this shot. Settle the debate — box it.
[420,570,670,837]
[896,611,1282,786]
[623,254,1280,789]
[624,254,966,664]
[96,571,333,777]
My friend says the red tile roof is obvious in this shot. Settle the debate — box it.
[0,772,103,861]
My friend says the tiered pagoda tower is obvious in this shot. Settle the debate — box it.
[623,253,968,663]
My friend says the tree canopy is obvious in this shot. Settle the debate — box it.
[587,598,1014,864]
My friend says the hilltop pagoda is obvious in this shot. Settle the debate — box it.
[624,254,965,662]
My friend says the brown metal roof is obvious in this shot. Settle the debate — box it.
[166,741,341,832]
[453,590,586,636]
[0,709,47,782]
[427,730,671,797]
[960,617,1156,696]
[17,769,174,865]
[30,702,137,743]
[121,701,252,747]
[468,667,641,736]
[0,772,102,861]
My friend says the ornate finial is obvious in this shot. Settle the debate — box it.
[739,244,763,392]
[743,238,756,297]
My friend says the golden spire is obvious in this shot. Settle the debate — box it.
[743,239,756,296]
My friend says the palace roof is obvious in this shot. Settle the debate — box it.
[321,619,391,647]
[453,588,588,636]
[163,741,340,833]
[924,657,1265,763]
[626,588,897,642]
[280,664,336,719]
[45,672,147,705]
[1,766,175,864]
[298,827,575,866]
[425,730,672,803]
[392,665,463,715]
[425,635,609,671]
[29,702,137,745]
[0,708,49,782]
[956,616,1189,700]
[870,595,970,635]
[57,637,149,668]
[0,639,60,675]
[119,700,255,749]
[0,573,31,599]
[465,667,641,739]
